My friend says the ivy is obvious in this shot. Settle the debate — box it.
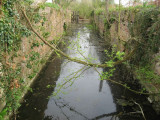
[0,0,39,118]
[132,8,160,66]
[136,66,160,84]
[0,0,31,53]
[0,108,7,120]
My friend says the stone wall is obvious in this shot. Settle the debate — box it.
[93,10,160,114]
[0,7,71,112]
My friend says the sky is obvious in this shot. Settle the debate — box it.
[115,0,129,5]
[46,0,145,6]
[46,0,52,3]
[114,0,146,6]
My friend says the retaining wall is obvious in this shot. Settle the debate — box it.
[0,7,71,112]
[93,10,160,114]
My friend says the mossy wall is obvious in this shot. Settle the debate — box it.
[0,7,71,113]
[93,7,160,114]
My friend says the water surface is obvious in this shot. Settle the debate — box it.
[44,25,116,120]
[16,24,159,120]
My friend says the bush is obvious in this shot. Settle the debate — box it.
[132,8,160,66]
[44,3,60,10]
[94,8,105,15]
[70,2,94,19]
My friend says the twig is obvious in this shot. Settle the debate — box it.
[64,66,91,89]
[54,66,90,95]
[94,67,159,95]
[134,101,146,120]
[53,98,89,120]
[20,8,160,95]
[20,7,136,68]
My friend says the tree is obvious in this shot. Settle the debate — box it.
[106,0,108,15]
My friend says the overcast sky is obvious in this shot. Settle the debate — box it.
[46,0,52,3]
[46,0,145,6]
[115,0,145,5]
[115,0,129,5]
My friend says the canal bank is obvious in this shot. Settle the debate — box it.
[0,4,71,119]
[14,24,159,120]
[92,7,160,115]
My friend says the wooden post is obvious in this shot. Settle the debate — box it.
[77,11,79,23]
[75,11,79,24]
[71,11,74,23]
[71,11,79,24]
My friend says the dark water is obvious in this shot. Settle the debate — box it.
[15,24,160,120]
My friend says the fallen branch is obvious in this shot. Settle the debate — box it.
[21,8,136,68]
[20,8,160,95]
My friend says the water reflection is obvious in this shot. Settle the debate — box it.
[44,26,116,120]
[15,24,159,120]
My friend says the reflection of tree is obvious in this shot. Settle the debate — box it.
[99,80,103,92]
[45,97,144,120]
[95,66,147,120]
[46,98,89,120]
[54,65,90,95]
[44,115,54,120]
[53,98,70,120]
[98,79,109,93]
[91,112,117,120]
[21,8,159,96]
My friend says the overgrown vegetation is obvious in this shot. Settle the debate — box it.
[131,7,160,87]
[44,2,60,10]
[0,0,160,119]
[0,0,47,118]
[93,1,160,91]
[0,0,33,118]
[133,8,160,65]
[0,0,72,118]
[69,2,94,18]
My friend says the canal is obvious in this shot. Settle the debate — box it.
[15,24,159,120]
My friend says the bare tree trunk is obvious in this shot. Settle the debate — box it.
[105,0,108,16]
[118,0,121,40]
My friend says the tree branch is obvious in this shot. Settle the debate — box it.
[21,8,136,68]
[20,8,160,95]
[93,66,160,95]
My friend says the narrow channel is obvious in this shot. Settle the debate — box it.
[15,24,158,120]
